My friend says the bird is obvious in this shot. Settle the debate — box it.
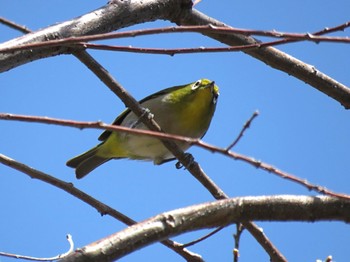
[66,79,219,179]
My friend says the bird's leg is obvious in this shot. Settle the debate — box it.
[175,153,194,169]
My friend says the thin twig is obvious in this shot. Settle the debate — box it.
[1,24,350,54]
[226,110,259,151]
[0,234,73,261]
[181,226,226,248]
[1,34,349,56]
[1,112,348,201]
[0,17,32,34]
[233,223,244,262]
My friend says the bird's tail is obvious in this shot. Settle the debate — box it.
[66,143,111,179]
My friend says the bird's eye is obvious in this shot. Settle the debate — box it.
[191,80,201,90]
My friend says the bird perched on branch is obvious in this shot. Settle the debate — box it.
[67,79,219,179]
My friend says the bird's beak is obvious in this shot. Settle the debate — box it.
[208,81,219,104]
[209,81,219,96]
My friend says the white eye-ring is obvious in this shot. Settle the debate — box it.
[191,79,201,90]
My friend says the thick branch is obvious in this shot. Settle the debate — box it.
[60,195,350,261]
[0,0,192,72]
[1,2,349,108]
[176,10,350,109]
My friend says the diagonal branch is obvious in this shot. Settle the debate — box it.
[73,49,228,200]
[0,17,32,34]
[0,153,203,262]
[74,50,287,261]
[175,9,350,109]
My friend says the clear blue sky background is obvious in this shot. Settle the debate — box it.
[1,1,350,261]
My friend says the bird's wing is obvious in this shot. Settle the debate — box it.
[98,85,185,141]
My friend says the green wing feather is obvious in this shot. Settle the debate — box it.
[98,84,188,141]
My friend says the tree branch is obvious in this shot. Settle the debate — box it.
[59,195,350,261]
[2,113,348,201]
[0,17,32,34]
[0,234,74,261]
[73,49,229,200]
[0,2,349,108]
[2,25,350,55]
[0,0,192,72]
[176,9,350,109]
[0,153,204,262]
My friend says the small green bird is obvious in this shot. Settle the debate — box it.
[67,79,219,179]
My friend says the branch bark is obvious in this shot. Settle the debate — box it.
[0,0,192,72]
[0,1,349,108]
[175,9,350,109]
[0,153,203,262]
[60,195,350,261]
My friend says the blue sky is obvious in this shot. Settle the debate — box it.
[1,1,350,261]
